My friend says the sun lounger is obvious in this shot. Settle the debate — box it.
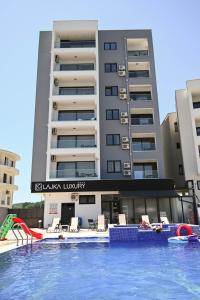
[160,216,169,224]
[118,214,126,225]
[140,215,152,229]
[47,217,61,232]
[70,217,79,232]
[97,215,106,231]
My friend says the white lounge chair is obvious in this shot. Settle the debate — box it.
[97,215,106,231]
[160,217,169,224]
[70,217,79,232]
[47,217,60,232]
[140,215,152,229]
[119,214,126,225]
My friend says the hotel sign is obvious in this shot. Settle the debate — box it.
[31,179,175,193]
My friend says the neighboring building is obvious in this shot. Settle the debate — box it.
[0,149,20,208]
[161,112,185,189]
[31,20,179,228]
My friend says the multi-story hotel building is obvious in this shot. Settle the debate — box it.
[0,149,20,208]
[162,79,200,224]
[31,20,178,228]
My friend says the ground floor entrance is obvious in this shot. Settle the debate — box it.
[61,203,75,225]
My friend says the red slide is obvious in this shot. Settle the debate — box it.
[12,217,43,240]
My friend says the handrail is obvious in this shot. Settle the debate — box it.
[12,223,33,246]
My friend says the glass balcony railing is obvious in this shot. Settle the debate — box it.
[133,170,158,179]
[58,40,96,48]
[59,87,95,96]
[193,102,200,109]
[52,139,96,148]
[56,112,96,122]
[51,169,97,178]
[128,50,148,56]
[132,143,156,151]
[60,63,95,71]
[131,118,153,125]
[129,70,150,78]
[130,92,151,101]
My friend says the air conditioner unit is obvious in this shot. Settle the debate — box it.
[121,112,128,118]
[71,193,79,201]
[53,102,57,110]
[124,162,131,169]
[120,117,128,124]
[119,88,126,94]
[123,170,131,176]
[120,94,127,100]
[55,55,59,63]
[54,78,59,86]
[52,128,57,135]
[118,65,126,71]
[121,136,129,143]
[51,155,56,162]
[118,70,126,77]
[122,143,130,150]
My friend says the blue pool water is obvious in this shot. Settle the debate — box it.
[0,241,200,300]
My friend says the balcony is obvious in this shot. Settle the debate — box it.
[58,87,95,96]
[132,138,156,151]
[50,169,97,179]
[129,70,149,78]
[59,63,95,71]
[0,164,19,175]
[56,40,96,48]
[133,170,158,179]
[131,114,153,125]
[52,139,96,149]
[128,50,148,57]
[53,110,96,122]
[130,91,151,101]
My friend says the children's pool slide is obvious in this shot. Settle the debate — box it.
[12,217,43,240]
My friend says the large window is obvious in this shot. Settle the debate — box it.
[79,195,95,204]
[132,138,156,151]
[193,102,200,109]
[104,63,117,73]
[130,91,151,101]
[131,114,153,125]
[59,86,94,95]
[196,127,200,136]
[104,42,117,50]
[57,135,96,148]
[107,160,121,173]
[60,63,94,71]
[3,174,7,183]
[56,161,96,178]
[105,86,118,96]
[129,70,149,78]
[58,110,95,121]
[133,162,158,179]
[106,134,120,145]
[106,109,119,120]
[60,40,95,48]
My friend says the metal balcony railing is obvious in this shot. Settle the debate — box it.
[50,169,97,178]
[133,170,158,179]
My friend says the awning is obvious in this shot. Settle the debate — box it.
[120,190,178,198]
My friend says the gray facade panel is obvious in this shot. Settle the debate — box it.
[31,32,51,182]
[98,29,164,179]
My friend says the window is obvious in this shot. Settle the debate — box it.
[130,91,151,101]
[11,161,14,167]
[104,42,117,50]
[106,134,120,145]
[176,142,181,149]
[9,176,12,184]
[106,109,119,120]
[104,63,117,73]
[79,195,95,204]
[58,110,95,121]
[132,138,156,151]
[131,114,153,125]
[56,161,96,178]
[196,127,200,136]
[179,164,184,176]
[4,157,8,165]
[3,174,7,183]
[57,135,95,148]
[105,86,118,96]
[174,122,178,132]
[107,160,121,173]
[7,197,11,206]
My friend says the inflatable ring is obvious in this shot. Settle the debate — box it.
[176,224,193,236]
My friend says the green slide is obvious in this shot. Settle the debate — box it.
[0,214,17,240]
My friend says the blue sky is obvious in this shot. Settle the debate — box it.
[0,0,199,203]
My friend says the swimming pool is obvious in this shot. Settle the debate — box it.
[0,241,200,299]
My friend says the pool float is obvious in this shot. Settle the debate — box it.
[168,224,199,243]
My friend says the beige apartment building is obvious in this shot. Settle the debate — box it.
[162,79,200,224]
[0,149,20,208]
